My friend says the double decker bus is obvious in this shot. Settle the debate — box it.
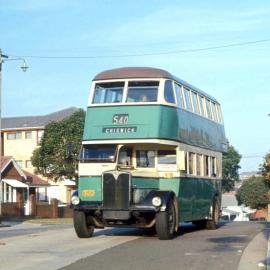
[71,67,227,240]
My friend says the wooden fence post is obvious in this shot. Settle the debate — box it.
[30,194,37,217]
[52,199,58,218]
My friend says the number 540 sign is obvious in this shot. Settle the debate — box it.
[112,114,129,124]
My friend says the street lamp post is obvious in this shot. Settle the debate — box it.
[0,49,28,223]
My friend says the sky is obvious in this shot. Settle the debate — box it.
[0,0,270,172]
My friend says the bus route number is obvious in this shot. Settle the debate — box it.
[112,114,129,124]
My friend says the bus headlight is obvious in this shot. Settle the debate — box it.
[152,196,162,207]
[71,195,80,205]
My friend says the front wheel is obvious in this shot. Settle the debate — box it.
[155,198,177,240]
[73,210,95,238]
[206,198,220,230]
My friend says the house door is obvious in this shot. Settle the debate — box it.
[23,188,30,215]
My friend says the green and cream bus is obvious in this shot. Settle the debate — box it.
[71,67,227,240]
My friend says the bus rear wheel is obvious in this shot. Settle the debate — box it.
[73,210,94,238]
[155,198,177,240]
[206,198,220,230]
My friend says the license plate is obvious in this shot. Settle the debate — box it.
[82,190,96,197]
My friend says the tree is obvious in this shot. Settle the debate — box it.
[261,151,270,183]
[236,176,269,209]
[32,109,85,181]
[222,145,242,192]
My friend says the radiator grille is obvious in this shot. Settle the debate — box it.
[103,171,130,210]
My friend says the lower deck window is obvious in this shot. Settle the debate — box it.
[188,152,195,175]
[80,144,117,162]
[118,147,133,166]
[196,154,202,176]
[157,150,176,164]
[136,150,155,168]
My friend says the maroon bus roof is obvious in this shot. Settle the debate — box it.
[93,67,219,103]
[93,67,174,81]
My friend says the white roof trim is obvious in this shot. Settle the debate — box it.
[63,179,76,186]
[2,179,28,188]
[1,158,26,179]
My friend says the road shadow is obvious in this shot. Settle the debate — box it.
[92,221,230,239]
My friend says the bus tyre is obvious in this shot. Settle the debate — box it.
[73,210,94,238]
[155,198,176,240]
[206,198,220,230]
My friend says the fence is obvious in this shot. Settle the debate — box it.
[2,202,22,217]
[1,199,73,218]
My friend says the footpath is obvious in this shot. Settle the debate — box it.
[238,222,270,270]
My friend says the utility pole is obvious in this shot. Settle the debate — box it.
[0,49,8,222]
[0,49,28,223]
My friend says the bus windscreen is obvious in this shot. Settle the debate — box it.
[126,81,159,103]
[79,144,117,162]
[92,82,124,104]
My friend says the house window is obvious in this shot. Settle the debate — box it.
[37,130,44,144]
[26,160,32,168]
[7,132,22,140]
[25,131,32,139]
[16,160,23,167]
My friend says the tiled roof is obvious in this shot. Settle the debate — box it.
[23,170,49,186]
[0,156,13,172]
[2,107,79,130]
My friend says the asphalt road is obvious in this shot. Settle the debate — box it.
[60,222,267,270]
[0,222,267,270]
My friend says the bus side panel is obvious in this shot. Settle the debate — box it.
[178,178,195,222]
[159,178,195,222]
[78,176,102,201]
[192,179,215,220]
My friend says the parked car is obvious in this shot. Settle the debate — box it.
[250,209,267,221]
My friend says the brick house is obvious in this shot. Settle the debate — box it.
[1,107,78,204]
[1,156,49,216]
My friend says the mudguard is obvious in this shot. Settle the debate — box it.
[138,190,176,212]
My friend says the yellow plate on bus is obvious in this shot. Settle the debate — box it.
[82,190,96,197]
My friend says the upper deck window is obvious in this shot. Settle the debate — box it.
[92,82,124,104]
[205,99,213,120]
[175,83,185,108]
[198,96,206,117]
[183,87,192,111]
[126,81,159,103]
[164,80,175,104]
[79,144,117,162]
[191,92,200,114]
[211,102,218,122]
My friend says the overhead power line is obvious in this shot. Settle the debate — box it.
[7,37,270,60]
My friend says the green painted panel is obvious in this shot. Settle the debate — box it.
[79,176,102,201]
[132,177,160,188]
[83,105,227,152]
